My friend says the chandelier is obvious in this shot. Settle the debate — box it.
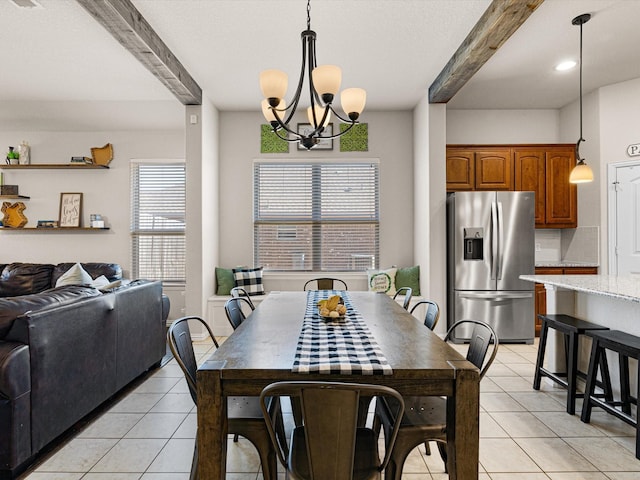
[569,13,594,184]
[259,0,366,150]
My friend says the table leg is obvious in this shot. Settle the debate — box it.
[197,362,228,479]
[447,364,480,480]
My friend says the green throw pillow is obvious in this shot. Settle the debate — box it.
[215,267,235,295]
[395,265,420,296]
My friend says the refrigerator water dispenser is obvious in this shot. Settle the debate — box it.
[463,228,483,260]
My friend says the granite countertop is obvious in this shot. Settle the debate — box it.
[520,274,640,303]
[535,261,600,268]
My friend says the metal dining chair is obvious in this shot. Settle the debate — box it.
[375,319,499,479]
[410,299,440,331]
[261,381,405,480]
[230,286,255,310]
[167,316,284,480]
[224,296,254,330]
[303,277,348,291]
[392,287,413,310]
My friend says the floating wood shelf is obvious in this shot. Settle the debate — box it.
[0,227,110,231]
[1,164,109,169]
[0,195,30,199]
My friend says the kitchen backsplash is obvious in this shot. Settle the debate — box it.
[534,226,599,264]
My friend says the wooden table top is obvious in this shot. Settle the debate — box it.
[205,291,474,382]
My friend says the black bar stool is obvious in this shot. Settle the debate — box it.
[580,329,640,459]
[533,314,610,415]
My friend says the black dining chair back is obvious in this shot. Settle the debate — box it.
[224,296,254,330]
[303,277,348,291]
[410,300,440,331]
[167,316,282,480]
[392,287,413,310]
[375,319,498,479]
[261,381,404,480]
[230,286,255,310]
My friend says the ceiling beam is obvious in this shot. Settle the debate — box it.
[76,0,202,105]
[429,0,544,104]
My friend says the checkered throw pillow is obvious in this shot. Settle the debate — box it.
[232,266,265,296]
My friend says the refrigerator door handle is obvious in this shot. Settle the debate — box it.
[458,292,534,300]
[497,201,504,280]
[490,201,498,280]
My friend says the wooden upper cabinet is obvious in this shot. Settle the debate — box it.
[446,149,475,191]
[514,149,545,225]
[474,148,513,190]
[545,147,577,228]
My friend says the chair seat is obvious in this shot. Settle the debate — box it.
[289,426,381,480]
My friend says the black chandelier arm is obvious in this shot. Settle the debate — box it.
[575,137,586,161]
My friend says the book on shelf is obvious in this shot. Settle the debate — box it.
[70,156,93,164]
[37,220,58,228]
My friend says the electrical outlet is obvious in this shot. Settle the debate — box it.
[535,243,541,252]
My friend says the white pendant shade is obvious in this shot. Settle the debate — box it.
[569,162,594,183]
[341,87,367,116]
[312,65,341,96]
[260,69,288,100]
[261,98,286,122]
[307,105,331,128]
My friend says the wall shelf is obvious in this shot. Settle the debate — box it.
[0,227,110,231]
[1,164,109,169]
[0,195,30,199]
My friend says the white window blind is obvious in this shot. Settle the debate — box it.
[131,161,186,284]
[254,160,379,271]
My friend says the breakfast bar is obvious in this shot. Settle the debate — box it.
[520,274,640,394]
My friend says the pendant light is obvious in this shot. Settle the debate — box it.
[259,0,366,150]
[569,13,594,184]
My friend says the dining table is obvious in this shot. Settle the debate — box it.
[196,290,480,480]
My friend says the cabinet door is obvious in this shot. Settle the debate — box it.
[475,148,513,190]
[514,149,545,226]
[446,149,475,191]
[545,147,577,228]
[564,267,598,275]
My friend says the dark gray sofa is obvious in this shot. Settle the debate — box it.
[0,263,170,479]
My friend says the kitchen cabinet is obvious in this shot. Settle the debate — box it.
[446,147,512,191]
[448,144,577,228]
[533,266,598,335]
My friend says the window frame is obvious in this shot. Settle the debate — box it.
[253,158,380,272]
[130,159,186,285]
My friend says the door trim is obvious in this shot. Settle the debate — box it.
[607,159,640,275]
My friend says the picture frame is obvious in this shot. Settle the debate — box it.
[297,123,333,150]
[58,192,83,228]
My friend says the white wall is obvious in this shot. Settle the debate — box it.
[0,129,184,272]
[217,110,415,282]
[446,109,560,144]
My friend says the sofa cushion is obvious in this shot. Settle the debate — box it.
[0,263,55,297]
[55,263,93,287]
[232,266,265,296]
[215,267,235,295]
[367,267,397,295]
[0,285,101,339]
[395,265,421,296]
[52,263,122,286]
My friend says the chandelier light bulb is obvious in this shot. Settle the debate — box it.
[341,88,366,120]
[307,105,331,128]
[312,65,342,101]
[260,69,288,104]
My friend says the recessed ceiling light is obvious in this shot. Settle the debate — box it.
[555,60,577,71]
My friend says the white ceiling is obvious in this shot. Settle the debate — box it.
[1,0,639,129]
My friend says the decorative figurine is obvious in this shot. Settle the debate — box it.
[17,141,30,165]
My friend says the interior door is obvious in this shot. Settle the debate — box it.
[614,164,640,275]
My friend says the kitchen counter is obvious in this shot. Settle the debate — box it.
[520,274,640,303]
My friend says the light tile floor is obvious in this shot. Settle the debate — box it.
[18,339,640,479]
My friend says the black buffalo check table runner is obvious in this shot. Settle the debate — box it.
[292,290,393,375]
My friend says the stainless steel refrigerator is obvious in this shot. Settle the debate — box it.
[447,191,535,344]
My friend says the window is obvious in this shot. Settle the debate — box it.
[254,160,379,271]
[131,160,186,284]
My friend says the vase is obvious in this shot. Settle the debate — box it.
[18,141,30,165]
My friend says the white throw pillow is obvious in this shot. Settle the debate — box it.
[367,267,397,295]
[55,263,93,287]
